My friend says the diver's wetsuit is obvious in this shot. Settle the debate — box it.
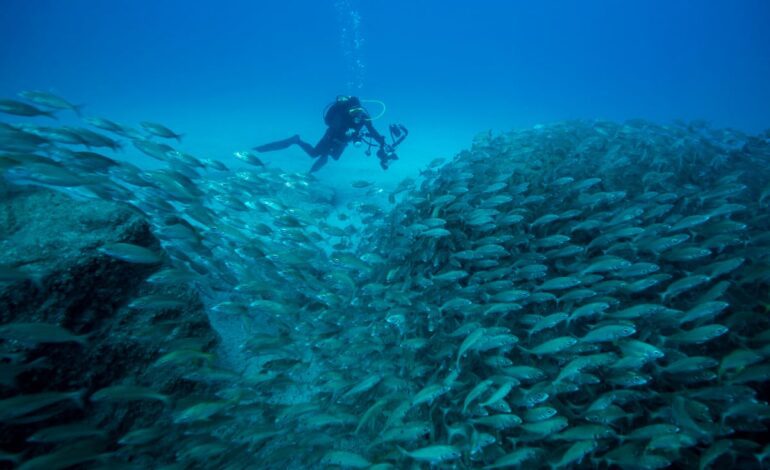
[254,96,386,172]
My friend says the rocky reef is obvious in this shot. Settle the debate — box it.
[0,186,218,466]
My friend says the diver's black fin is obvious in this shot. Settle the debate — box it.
[254,135,300,153]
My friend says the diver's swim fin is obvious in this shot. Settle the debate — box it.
[254,135,300,153]
[309,154,329,173]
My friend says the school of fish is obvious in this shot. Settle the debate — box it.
[1,92,770,469]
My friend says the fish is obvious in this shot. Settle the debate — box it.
[678,301,729,325]
[0,357,49,387]
[456,327,485,367]
[410,384,448,408]
[478,380,517,407]
[659,356,719,374]
[19,90,83,115]
[432,270,469,282]
[15,439,109,470]
[535,276,581,291]
[523,407,558,422]
[320,451,371,468]
[483,448,541,469]
[233,151,264,167]
[63,126,121,150]
[27,422,107,443]
[568,302,610,323]
[0,99,57,118]
[342,374,382,400]
[0,323,88,345]
[90,385,170,404]
[522,336,578,356]
[98,242,163,264]
[133,138,175,160]
[369,422,431,448]
[470,413,522,430]
[552,440,599,469]
[527,312,569,337]
[665,324,729,344]
[129,294,186,310]
[552,424,615,441]
[83,116,137,136]
[660,274,711,301]
[580,324,636,343]
[146,268,200,284]
[668,214,711,232]
[463,379,494,413]
[397,445,462,463]
[140,121,183,141]
[118,426,165,446]
[173,400,233,423]
[8,161,102,186]
[153,349,214,367]
[519,416,569,435]
[0,390,84,421]
[719,349,763,376]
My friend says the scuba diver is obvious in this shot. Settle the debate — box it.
[254,95,408,173]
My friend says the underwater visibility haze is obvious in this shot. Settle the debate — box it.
[1,0,770,468]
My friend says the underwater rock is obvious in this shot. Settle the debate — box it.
[0,187,217,460]
[0,186,157,326]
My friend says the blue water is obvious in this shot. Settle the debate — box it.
[3,3,770,467]
[1,0,769,187]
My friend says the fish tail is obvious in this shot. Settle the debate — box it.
[43,110,58,120]
[73,104,85,117]
[71,389,87,408]
[174,133,184,142]
[27,271,45,291]
[75,335,89,346]
[717,365,727,381]
[755,450,770,467]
